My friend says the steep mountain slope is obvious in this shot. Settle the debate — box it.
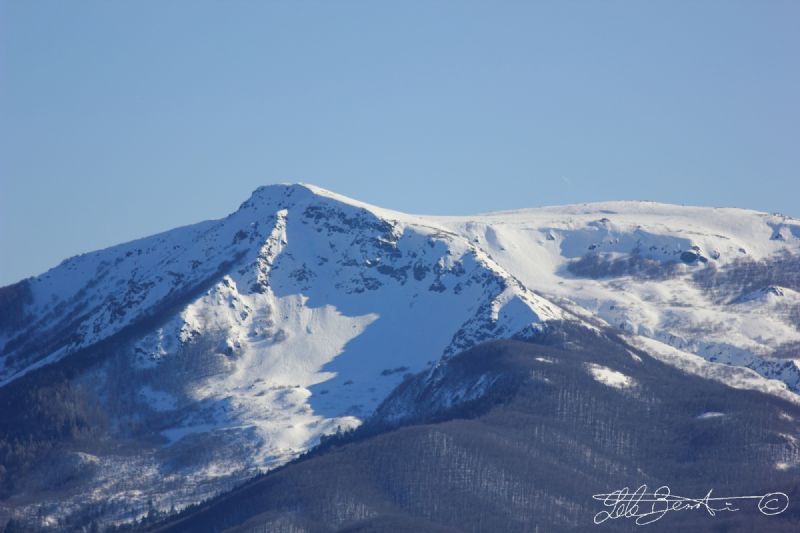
[1,184,799,530]
[146,328,800,532]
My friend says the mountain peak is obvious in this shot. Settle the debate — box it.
[238,182,410,223]
[237,182,319,211]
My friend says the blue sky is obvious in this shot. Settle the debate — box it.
[1,1,798,285]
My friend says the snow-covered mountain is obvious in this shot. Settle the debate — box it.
[1,184,799,529]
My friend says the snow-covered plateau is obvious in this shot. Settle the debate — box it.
[1,183,798,528]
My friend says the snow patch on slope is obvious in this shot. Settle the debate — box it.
[585,363,635,390]
[628,336,800,405]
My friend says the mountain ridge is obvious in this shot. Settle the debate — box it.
[1,183,799,530]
